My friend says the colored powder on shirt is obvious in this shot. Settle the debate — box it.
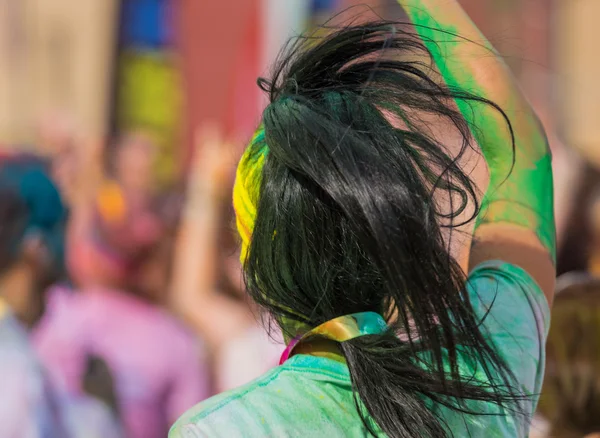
[170,261,549,437]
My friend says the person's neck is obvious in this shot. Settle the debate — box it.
[0,263,40,328]
[291,338,346,364]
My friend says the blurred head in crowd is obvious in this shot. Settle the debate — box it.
[0,155,67,326]
[36,112,80,204]
[131,190,182,303]
[66,181,179,304]
[538,274,600,438]
[37,112,76,156]
[66,128,166,293]
[114,130,158,196]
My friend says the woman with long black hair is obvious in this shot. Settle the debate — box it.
[171,0,555,436]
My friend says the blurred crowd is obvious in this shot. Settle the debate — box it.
[0,120,283,438]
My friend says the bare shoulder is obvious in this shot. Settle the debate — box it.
[469,223,555,306]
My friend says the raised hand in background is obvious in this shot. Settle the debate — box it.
[169,123,255,356]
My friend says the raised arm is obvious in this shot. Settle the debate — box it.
[169,125,254,350]
[399,0,556,301]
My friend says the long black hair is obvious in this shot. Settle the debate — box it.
[0,188,29,275]
[244,21,522,437]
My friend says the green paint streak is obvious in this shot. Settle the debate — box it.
[399,0,556,262]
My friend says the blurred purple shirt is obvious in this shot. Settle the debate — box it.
[32,286,209,438]
[0,308,66,438]
[0,304,122,438]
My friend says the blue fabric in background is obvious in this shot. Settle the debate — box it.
[120,0,337,49]
[0,155,67,274]
[311,0,339,13]
[120,0,173,49]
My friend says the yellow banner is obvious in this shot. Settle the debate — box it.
[117,50,182,187]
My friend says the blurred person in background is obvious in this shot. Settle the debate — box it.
[171,0,555,436]
[170,126,281,393]
[0,154,122,438]
[554,167,600,277]
[0,155,65,326]
[112,130,158,202]
[36,112,81,208]
[532,274,600,438]
[584,190,600,276]
[32,132,210,438]
[0,155,68,438]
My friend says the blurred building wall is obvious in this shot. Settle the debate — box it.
[261,0,308,96]
[0,1,25,146]
[0,0,118,146]
[555,0,600,163]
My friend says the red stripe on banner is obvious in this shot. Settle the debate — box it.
[227,0,262,145]
[175,0,261,173]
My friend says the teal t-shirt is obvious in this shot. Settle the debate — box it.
[170,261,550,437]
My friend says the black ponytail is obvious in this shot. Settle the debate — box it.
[245,21,523,437]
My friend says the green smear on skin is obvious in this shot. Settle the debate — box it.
[399,0,555,262]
